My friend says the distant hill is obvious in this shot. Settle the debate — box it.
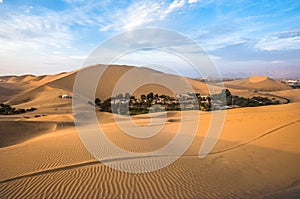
[223,76,291,91]
[1,67,294,112]
[2,65,222,111]
[47,65,215,100]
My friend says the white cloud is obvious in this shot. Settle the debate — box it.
[0,0,3,4]
[188,0,198,4]
[0,2,110,52]
[98,1,163,32]
[100,24,113,32]
[0,5,97,74]
[122,2,162,30]
[195,18,271,51]
[0,10,73,51]
[163,0,185,16]
[255,31,300,51]
[100,0,189,32]
[197,29,250,51]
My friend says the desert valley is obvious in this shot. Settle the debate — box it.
[0,64,300,198]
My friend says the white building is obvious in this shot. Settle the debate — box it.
[61,94,72,99]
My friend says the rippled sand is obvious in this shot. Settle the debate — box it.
[1,103,300,198]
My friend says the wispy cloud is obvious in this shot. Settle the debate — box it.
[188,0,198,3]
[0,9,72,51]
[255,30,300,51]
[99,1,163,31]
[163,0,185,16]
[196,21,257,51]
[121,1,163,31]
[0,5,91,74]
[100,0,189,32]
[1,0,299,77]
[0,1,110,54]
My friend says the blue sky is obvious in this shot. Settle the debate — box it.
[0,0,300,78]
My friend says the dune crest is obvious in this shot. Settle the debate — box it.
[248,75,268,83]
[223,75,290,91]
[2,65,216,110]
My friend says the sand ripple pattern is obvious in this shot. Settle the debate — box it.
[0,157,242,199]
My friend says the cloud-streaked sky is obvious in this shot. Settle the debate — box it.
[0,0,299,78]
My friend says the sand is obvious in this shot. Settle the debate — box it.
[1,65,213,107]
[222,76,291,91]
[0,66,300,198]
[269,89,300,102]
[0,104,299,198]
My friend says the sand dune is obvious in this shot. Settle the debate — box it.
[3,65,267,116]
[0,79,33,103]
[0,121,57,148]
[0,72,73,104]
[9,85,72,113]
[0,75,35,83]
[0,72,71,86]
[0,65,213,109]
[1,65,215,113]
[0,102,300,198]
[269,89,300,102]
[0,85,19,103]
[49,65,212,100]
[223,76,291,91]
[1,66,300,198]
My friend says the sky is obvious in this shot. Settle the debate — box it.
[0,0,300,78]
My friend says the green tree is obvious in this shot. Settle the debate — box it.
[222,89,231,97]
[147,92,154,104]
[101,98,112,112]
[141,94,146,102]
[95,98,101,106]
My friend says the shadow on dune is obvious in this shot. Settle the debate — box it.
[0,121,74,148]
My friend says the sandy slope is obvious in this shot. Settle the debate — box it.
[0,121,57,148]
[1,65,214,111]
[1,67,300,198]
[0,72,74,104]
[269,89,300,102]
[223,76,291,91]
[9,85,73,114]
[0,85,19,103]
[0,102,300,198]
[48,65,213,100]
[0,79,33,103]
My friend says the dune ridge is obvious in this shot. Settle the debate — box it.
[223,75,291,91]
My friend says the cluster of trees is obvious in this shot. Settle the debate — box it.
[94,89,281,115]
[131,92,182,114]
[210,89,280,110]
[232,96,280,107]
[95,97,114,113]
[94,92,181,115]
[0,103,37,115]
[199,97,212,111]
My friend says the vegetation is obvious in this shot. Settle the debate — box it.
[0,103,37,115]
[94,89,282,115]
[210,89,280,110]
[95,92,182,115]
[232,96,279,107]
